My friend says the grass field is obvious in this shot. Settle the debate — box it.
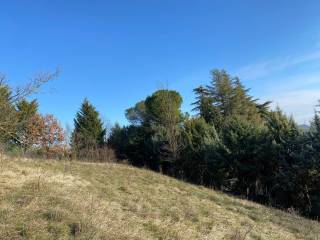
[0,157,319,240]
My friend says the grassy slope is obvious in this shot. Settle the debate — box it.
[0,157,319,240]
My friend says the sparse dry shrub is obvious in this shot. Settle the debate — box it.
[228,225,253,240]
[43,145,71,160]
[76,146,117,162]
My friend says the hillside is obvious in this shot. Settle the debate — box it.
[0,157,319,240]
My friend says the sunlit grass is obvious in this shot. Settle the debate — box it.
[0,157,319,239]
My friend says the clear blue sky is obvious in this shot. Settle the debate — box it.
[1,0,320,127]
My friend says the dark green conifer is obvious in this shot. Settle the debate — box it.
[72,98,106,155]
[15,99,39,150]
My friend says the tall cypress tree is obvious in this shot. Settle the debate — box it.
[72,98,105,154]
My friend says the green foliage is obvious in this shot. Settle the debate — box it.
[125,100,147,125]
[305,113,320,217]
[266,108,300,151]
[16,99,38,121]
[0,70,57,146]
[120,90,184,171]
[15,99,39,150]
[145,90,184,172]
[207,69,234,118]
[309,114,320,155]
[145,89,183,124]
[220,117,268,195]
[192,69,270,129]
[108,123,127,160]
[108,69,320,219]
[0,84,17,142]
[109,123,157,169]
[72,98,106,157]
[231,78,262,123]
[264,109,316,214]
[179,117,220,185]
[192,86,219,125]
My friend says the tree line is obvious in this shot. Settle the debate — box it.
[0,69,319,218]
[108,70,320,218]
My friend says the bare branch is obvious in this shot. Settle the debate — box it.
[9,68,60,103]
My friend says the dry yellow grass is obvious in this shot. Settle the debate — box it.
[0,157,319,240]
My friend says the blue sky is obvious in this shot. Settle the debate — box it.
[1,0,320,127]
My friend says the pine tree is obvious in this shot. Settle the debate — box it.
[221,116,267,197]
[265,108,309,211]
[0,83,17,142]
[307,111,320,216]
[179,117,220,185]
[125,100,146,125]
[231,78,260,121]
[309,114,320,153]
[15,99,39,150]
[72,98,105,157]
[16,99,38,120]
[193,69,270,128]
[108,123,128,160]
[230,77,270,124]
[145,90,183,172]
[192,86,218,125]
[207,69,234,117]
